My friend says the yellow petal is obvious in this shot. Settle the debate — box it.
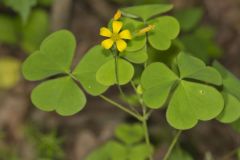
[112,21,123,34]
[101,39,114,49]
[137,24,155,36]
[116,39,127,52]
[119,30,132,40]
[100,27,112,37]
[113,10,121,20]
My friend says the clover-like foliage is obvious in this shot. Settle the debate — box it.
[121,4,180,52]
[22,30,86,116]
[86,123,153,160]
[213,61,240,123]
[73,45,111,95]
[22,4,240,133]
[141,53,224,129]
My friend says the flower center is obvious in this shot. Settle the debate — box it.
[111,33,120,42]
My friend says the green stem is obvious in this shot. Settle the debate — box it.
[114,52,138,114]
[131,81,153,160]
[114,55,125,97]
[99,95,142,121]
[163,130,182,160]
[142,106,153,160]
[71,52,153,159]
[69,73,141,120]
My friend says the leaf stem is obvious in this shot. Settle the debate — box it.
[131,81,153,160]
[69,73,141,120]
[113,51,139,115]
[142,106,153,160]
[163,130,182,160]
[99,95,142,121]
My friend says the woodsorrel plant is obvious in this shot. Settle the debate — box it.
[22,4,240,160]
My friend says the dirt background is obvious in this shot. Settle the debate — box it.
[0,0,240,160]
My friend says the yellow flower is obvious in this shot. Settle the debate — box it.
[113,10,121,21]
[100,21,132,52]
[137,24,155,36]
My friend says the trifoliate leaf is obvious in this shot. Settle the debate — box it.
[167,80,224,129]
[141,63,178,108]
[115,123,144,145]
[22,30,76,81]
[148,16,180,50]
[31,77,86,116]
[141,54,224,129]
[121,4,173,21]
[217,92,240,123]
[177,53,222,86]
[73,45,111,96]
[213,61,240,100]
[96,58,134,86]
[122,46,148,64]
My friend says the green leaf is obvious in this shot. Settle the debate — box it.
[122,46,148,64]
[0,57,21,89]
[121,4,173,21]
[31,77,86,116]
[86,141,127,160]
[174,7,203,32]
[22,30,76,81]
[169,147,193,160]
[3,0,37,22]
[121,17,146,52]
[0,15,18,44]
[213,61,240,100]
[194,26,216,40]
[86,144,110,160]
[115,123,144,145]
[73,45,111,96]
[177,53,222,86]
[167,80,224,129]
[217,92,240,123]
[96,58,134,86]
[106,141,128,160]
[180,35,209,62]
[127,36,147,52]
[128,144,153,160]
[21,9,49,53]
[180,26,223,62]
[141,63,178,108]
[147,43,180,67]
[148,16,180,50]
